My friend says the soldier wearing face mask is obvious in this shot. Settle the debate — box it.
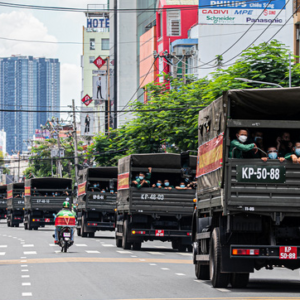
[132,167,152,189]
[229,129,258,158]
[285,142,300,164]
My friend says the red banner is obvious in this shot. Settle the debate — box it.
[7,190,12,199]
[118,172,130,190]
[78,182,86,196]
[196,133,224,178]
[25,187,30,196]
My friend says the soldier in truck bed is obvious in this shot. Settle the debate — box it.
[229,129,258,158]
[285,141,300,164]
[132,167,152,189]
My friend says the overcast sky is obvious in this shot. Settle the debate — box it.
[0,0,107,117]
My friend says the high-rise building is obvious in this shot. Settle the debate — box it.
[0,56,60,153]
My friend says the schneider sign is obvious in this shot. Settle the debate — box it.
[87,18,110,28]
[199,0,286,24]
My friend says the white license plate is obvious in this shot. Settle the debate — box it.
[63,233,71,237]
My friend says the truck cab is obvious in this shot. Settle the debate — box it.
[192,87,300,288]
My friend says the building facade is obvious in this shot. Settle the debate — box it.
[0,56,60,153]
[81,8,110,134]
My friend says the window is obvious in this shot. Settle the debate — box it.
[89,56,95,64]
[158,13,163,38]
[90,39,95,50]
[167,10,181,36]
[101,39,109,50]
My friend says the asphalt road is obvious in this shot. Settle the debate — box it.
[0,221,300,300]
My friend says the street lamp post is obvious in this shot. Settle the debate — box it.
[235,78,283,88]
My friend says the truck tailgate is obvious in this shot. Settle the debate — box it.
[86,193,116,212]
[26,197,67,210]
[130,188,195,215]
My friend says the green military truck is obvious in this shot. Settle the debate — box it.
[0,185,7,220]
[6,182,24,227]
[192,87,300,288]
[77,167,117,237]
[116,153,196,251]
[24,178,72,230]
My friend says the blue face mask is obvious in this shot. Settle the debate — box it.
[110,190,114,193]
[164,182,169,187]
[268,152,278,159]
[157,183,161,187]
[180,185,185,188]
[135,176,139,179]
[139,176,144,180]
[295,149,300,156]
[94,185,97,188]
[102,190,105,193]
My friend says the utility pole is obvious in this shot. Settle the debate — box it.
[289,52,292,88]
[113,0,118,129]
[56,122,62,178]
[172,52,178,79]
[107,56,111,135]
[18,151,20,182]
[72,99,79,186]
[182,49,186,85]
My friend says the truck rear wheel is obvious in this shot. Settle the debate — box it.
[230,273,249,288]
[24,223,28,230]
[122,220,131,250]
[195,262,210,280]
[81,216,87,237]
[210,228,230,288]
[116,237,122,247]
[132,242,141,251]
[76,228,81,236]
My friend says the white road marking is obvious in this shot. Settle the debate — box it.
[0,245,7,248]
[0,252,5,255]
[175,273,185,276]
[22,283,31,286]
[131,255,137,258]
[21,265,28,267]
[102,244,114,247]
[75,244,87,247]
[54,251,61,254]
[149,263,156,266]
[21,257,26,259]
[23,245,34,248]
[154,246,167,248]
[178,253,192,256]
[216,288,230,293]
[85,250,100,254]
[117,251,132,254]
[147,252,164,255]
[21,275,30,278]
[139,259,146,261]
[21,260,27,263]
[21,270,29,272]
[13,237,17,239]
[194,279,205,283]
[161,268,170,270]
[22,292,32,297]
[23,251,37,255]
[49,244,56,247]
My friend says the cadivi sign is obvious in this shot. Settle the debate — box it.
[199,0,286,25]
[87,18,110,28]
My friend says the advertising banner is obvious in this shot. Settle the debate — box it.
[80,107,95,136]
[196,134,223,178]
[78,182,86,197]
[7,190,12,199]
[117,172,130,190]
[25,187,31,196]
[92,74,107,103]
[199,0,286,25]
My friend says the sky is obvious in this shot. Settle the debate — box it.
[0,0,107,116]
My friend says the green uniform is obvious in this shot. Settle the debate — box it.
[284,152,299,161]
[135,173,151,189]
[229,139,255,159]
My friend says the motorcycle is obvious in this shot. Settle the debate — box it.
[54,213,76,253]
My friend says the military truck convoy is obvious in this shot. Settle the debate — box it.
[24,178,72,230]
[192,87,300,288]
[115,153,196,251]
[6,183,24,227]
[0,185,7,220]
[77,167,117,237]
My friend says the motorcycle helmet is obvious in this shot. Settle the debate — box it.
[62,201,70,209]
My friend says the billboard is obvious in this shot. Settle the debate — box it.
[199,0,286,25]
[80,107,95,136]
[92,74,107,103]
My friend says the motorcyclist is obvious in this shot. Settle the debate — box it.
[53,201,76,244]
